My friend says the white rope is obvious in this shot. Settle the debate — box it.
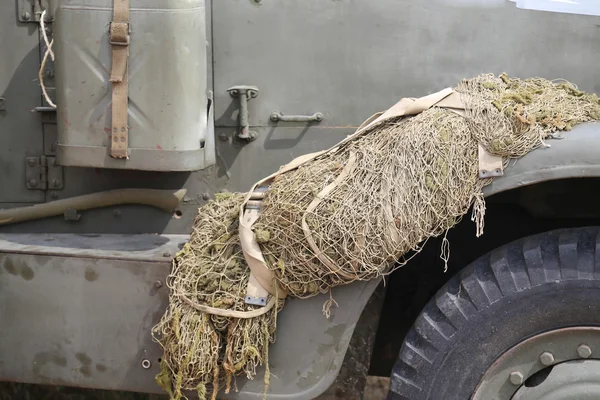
[39,10,57,109]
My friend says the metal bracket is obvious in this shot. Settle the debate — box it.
[25,156,63,190]
[34,107,57,124]
[244,273,269,307]
[227,85,259,141]
[478,144,504,178]
[18,0,52,23]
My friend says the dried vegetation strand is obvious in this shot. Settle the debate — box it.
[152,193,280,400]
[153,74,600,399]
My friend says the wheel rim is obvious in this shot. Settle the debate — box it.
[472,327,600,399]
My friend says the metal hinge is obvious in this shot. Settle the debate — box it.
[25,156,63,190]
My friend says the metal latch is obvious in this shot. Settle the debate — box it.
[25,156,63,190]
[227,85,259,141]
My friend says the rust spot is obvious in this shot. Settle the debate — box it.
[4,258,34,280]
[104,127,111,133]
[96,363,107,372]
[4,258,18,276]
[76,352,92,365]
[20,265,34,281]
[156,144,163,150]
[85,268,98,282]
[76,353,93,377]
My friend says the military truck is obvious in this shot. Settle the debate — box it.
[2,0,600,399]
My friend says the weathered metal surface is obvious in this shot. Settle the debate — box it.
[3,0,600,398]
[213,0,600,129]
[0,234,184,393]
[0,1,45,204]
[483,123,600,197]
[221,279,381,399]
[54,0,210,171]
[0,233,380,398]
[317,282,386,400]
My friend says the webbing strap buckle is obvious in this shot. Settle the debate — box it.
[109,22,130,46]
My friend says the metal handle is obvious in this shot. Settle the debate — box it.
[270,111,324,123]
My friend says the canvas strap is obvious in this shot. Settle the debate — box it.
[240,88,460,301]
[109,0,130,159]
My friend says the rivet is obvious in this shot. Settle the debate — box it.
[154,280,163,288]
[202,193,210,201]
[540,351,555,366]
[22,11,31,21]
[578,344,592,359]
[141,359,151,369]
[163,252,171,258]
[27,159,37,167]
[28,179,38,187]
[509,371,524,385]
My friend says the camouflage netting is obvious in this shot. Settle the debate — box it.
[152,74,600,399]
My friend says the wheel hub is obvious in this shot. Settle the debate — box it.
[513,360,600,399]
[472,327,600,399]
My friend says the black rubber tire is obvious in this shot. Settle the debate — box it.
[387,227,600,400]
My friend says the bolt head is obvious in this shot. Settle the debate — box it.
[540,351,555,366]
[28,179,38,187]
[509,371,524,385]
[22,11,31,20]
[202,193,210,201]
[219,132,228,141]
[578,344,592,359]
[27,159,37,167]
[154,280,163,288]
[163,252,171,258]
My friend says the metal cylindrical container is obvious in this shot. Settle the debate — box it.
[54,0,209,171]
